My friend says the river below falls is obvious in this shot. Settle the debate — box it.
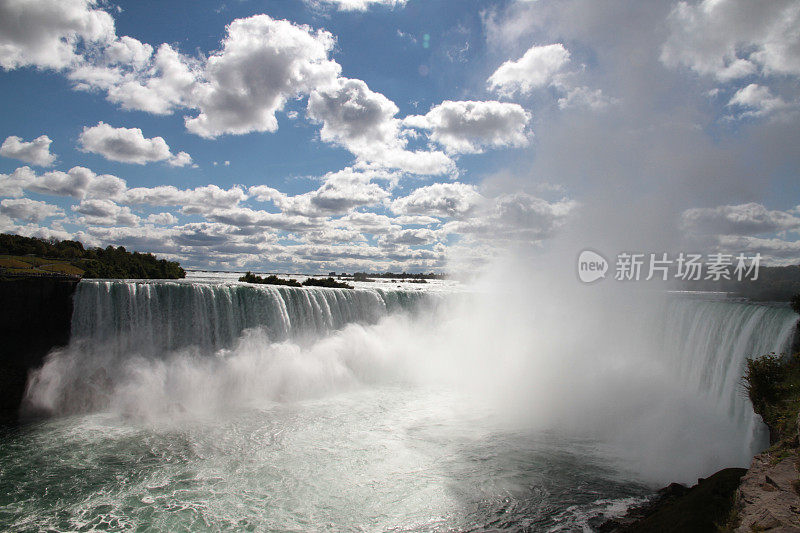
[0,386,650,532]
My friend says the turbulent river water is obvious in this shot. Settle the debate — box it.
[0,274,796,532]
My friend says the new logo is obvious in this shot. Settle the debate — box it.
[577,250,608,283]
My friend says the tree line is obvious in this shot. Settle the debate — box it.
[239,272,353,289]
[342,272,445,281]
[0,233,185,279]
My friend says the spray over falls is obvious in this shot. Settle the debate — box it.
[24,281,796,441]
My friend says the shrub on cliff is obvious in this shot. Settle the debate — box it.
[790,293,800,315]
[743,354,784,414]
[743,352,800,450]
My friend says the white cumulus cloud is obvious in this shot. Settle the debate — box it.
[661,0,800,81]
[146,212,179,226]
[100,43,200,115]
[681,202,800,236]
[0,134,56,166]
[0,197,63,222]
[308,77,400,152]
[306,0,407,11]
[307,77,455,175]
[0,0,115,70]
[487,43,571,96]
[123,184,247,210]
[78,122,193,166]
[557,86,615,111]
[250,167,393,217]
[72,198,139,227]
[0,167,35,197]
[403,100,531,154]
[727,84,791,118]
[6,165,127,200]
[186,15,340,138]
[391,182,483,219]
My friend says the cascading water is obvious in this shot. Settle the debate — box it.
[658,296,797,456]
[4,277,798,532]
[23,279,437,417]
[70,279,432,355]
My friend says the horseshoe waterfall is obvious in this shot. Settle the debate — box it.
[1,276,796,532]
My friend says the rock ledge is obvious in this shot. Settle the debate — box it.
[734,452,800,532]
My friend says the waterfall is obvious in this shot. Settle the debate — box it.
[22,279,798,455]
[658,296,797,454]
[22,280,436,417]
[70,279,433,356]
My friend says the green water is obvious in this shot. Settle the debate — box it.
[0,387,647,532]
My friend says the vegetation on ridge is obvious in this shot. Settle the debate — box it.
[302,277,353,289]
[348,271,445,281]
[239,272,354,289]
[743,352,800,455]
[0,233,185,279]
[239,272,302,287]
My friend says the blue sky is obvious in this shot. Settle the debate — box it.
[1,0,799,272]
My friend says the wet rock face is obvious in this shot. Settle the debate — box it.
[735,453,800,532]
[0,278,78,421]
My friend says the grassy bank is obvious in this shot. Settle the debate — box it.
[0,255,85,276]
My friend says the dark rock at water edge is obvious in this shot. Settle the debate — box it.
[597,467,747,532]
[0,277,78,422]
